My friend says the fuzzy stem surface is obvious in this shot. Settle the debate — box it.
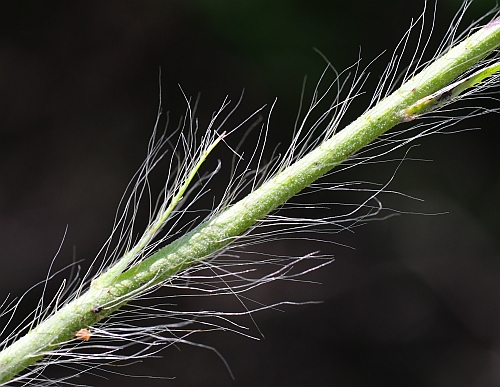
[1,16,500,385]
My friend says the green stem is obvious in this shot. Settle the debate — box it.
[403,61,500,119]
[94,131,227,287]
[1,16,500,385]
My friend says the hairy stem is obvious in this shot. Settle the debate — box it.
[1,15,500,385]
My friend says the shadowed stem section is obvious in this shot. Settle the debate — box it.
[1,15,500,385]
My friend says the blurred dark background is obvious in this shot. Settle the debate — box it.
[1,1,500,386]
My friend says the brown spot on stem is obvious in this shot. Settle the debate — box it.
[75,328,92,341]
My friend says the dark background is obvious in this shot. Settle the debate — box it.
[1,1,500,386]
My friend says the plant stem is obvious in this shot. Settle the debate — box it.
[1,15,500,385]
